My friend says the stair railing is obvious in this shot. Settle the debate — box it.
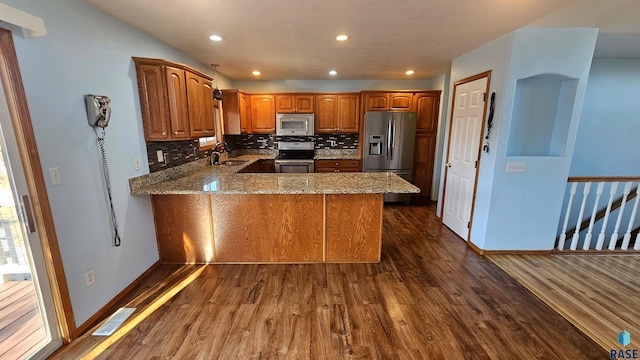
[556,176,640,252]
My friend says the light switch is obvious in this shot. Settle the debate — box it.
[156,150,164,163]
[506,162,526,173]
[48,167,62,185]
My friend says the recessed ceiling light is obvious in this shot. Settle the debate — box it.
[329,70,337,76]
[336,34,349,41]
[405,70,415,75]
[252,70,261,76]
[209,34,224,42]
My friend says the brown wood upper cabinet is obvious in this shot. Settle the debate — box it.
[163,66,190,140]
[363,92,413,112]
[276,94,314,113]
[186,73,216,138]
[133,57,215,141]
[315,94,359,133]
[414,92,439,133]
[250,95,276,133]
[222,90,251,134]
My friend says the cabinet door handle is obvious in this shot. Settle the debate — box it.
[162,131,167,136]
[174,131,178,135]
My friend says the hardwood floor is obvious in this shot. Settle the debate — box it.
[489,254,640,351]
[0,281,46,359]
[50,204,605,359]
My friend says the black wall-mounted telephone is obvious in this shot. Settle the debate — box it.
[85,95,111,128]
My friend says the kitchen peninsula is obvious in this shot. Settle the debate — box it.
[130,155,419,263]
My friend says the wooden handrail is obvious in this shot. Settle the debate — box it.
[568,176,640,183]
[616,226,640,247]
[562,187,637,240]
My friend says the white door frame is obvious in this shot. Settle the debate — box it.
[440,71,491,243]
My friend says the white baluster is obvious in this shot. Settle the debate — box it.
[583,182,605,250]
[558,182,578,251]
[634,232,640,251]
[596,182,619,250]
[608,181,633,250]
[621,182,639,250]
[570,182,591,251]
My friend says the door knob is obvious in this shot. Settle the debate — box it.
[445,162,452,168]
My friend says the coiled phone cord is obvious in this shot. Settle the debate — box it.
[94,127,122,246]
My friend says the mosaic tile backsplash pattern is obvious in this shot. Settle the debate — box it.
[224,133,359,151]
[146,134,359,172]
[146,140,216,172]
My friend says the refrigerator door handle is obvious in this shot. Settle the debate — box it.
[389,115,395,160]
[387,117,393,160]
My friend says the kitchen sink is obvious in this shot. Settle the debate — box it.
[220,160,249,166]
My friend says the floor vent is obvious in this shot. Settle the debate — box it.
[92,307,136,336]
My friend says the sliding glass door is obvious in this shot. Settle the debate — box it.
[0,75,61,359]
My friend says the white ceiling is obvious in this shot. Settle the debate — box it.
[87,0,638,81]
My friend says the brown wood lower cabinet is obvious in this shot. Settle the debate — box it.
[213,194,324,262]
[326,194,382,262]
[315,159,361,173]
[151,193,382,263]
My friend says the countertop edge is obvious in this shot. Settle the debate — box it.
[129,155,419,195]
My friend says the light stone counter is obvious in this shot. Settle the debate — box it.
[313,154,361,160]
[129,154,418,195]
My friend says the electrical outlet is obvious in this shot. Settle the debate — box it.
[330,140,337,147]
[85,269,95,286]
[48,167,62,185]
[156,150,164,163]
[134,157,141,171]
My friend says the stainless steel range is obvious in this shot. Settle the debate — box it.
[274,141,315,173]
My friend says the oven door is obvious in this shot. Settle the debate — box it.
[274,159,315,173]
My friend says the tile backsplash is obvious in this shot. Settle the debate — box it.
[224,133,359,151]
[146,134,359,173]
[146,140,216,172]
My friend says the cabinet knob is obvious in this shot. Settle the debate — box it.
[174,131,178,135]
[335,162,339,166]
[335,170,340,173]
[162,131,167,136]
[204,130,209,134]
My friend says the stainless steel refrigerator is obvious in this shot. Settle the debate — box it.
[362,111,417,203]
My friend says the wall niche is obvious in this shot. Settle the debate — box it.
[507,74,578,157]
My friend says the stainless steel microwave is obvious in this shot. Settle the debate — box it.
[276,114,314,136]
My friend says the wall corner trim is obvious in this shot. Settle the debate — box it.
[0,3,48,38]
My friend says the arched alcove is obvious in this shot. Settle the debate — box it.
[507,74,578,157]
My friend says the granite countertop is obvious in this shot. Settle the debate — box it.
[313,154,361,160]
[129,154,418,195]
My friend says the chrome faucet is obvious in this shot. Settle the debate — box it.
[210,151,220,165]
[213,141,230,154]
[210,142,230,165]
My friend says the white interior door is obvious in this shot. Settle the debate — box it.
[442,77,488,240]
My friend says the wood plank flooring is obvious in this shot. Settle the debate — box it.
[489,254,640,351]
[0,281,46,359]
[50,204,605,359]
